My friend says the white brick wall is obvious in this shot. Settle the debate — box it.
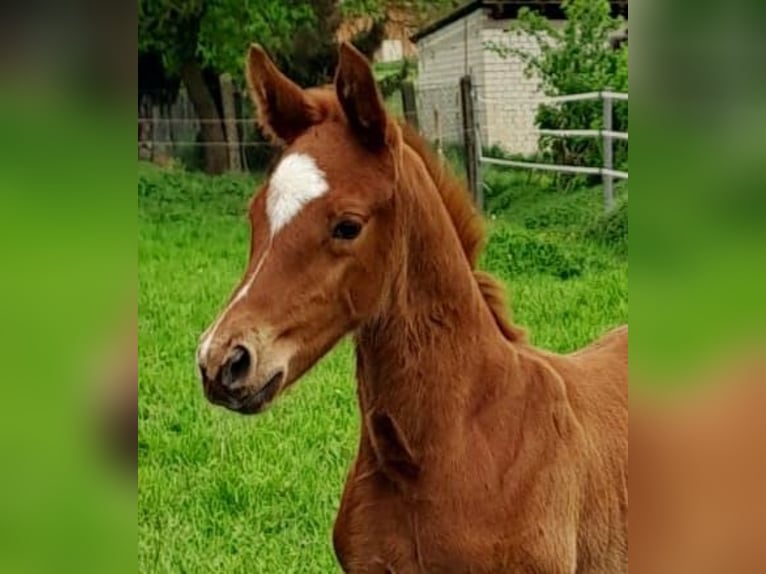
[480,24,544,154]
[415,8,564,156]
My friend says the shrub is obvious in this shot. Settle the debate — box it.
[138,162,259,223]
[584,196,628,255]
[374,58,417,100]
[482,166,604,223]
[482,224,603,280]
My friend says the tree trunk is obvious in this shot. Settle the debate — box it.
[151,103,170,164]
[219,73,242,172]
[180,60,228,175]
[138,94,153,161]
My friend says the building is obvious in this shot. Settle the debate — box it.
[411,0,628,154]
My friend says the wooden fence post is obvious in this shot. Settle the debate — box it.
[460,75,482,210]
[434,109,443,157]
[401,81,419,129]
[151,103,169,163]
[602,91,614,211]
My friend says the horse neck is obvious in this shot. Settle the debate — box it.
[355,153,516,440]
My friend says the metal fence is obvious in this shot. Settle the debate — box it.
[412,84,465,155]
[140,78,628,209]
[405,77,628,212]
[473,89,628,211]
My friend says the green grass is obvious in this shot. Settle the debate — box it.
[138,161,627,572]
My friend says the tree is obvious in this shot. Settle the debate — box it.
[139,0,460,174]
[488,0,628,185]
[139,0,317,174]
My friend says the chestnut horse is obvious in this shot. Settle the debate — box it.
[196,43,628,573]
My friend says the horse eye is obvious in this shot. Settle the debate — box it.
[332,219,362,240]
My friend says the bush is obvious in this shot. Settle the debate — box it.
[374,58,417,100]
[584,196,628,255]
[523,201,594,230]
[138,162,259,223]
[482,224,605,280]
[479,163,625,273]
[482,166,604,222]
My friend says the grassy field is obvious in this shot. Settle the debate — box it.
[138,161,627,572]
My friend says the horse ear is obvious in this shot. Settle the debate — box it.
[335,42,388,149]
[367,410,420,484]
[245,44,312,143]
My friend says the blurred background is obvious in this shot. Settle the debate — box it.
[0,0,135,572]
[630,0,766,570]
[0,0,764,571]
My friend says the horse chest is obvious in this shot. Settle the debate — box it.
[331,456,590,574]
[332,463,521,573]
[333,464,417,573]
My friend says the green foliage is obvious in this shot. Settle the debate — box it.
[138,162,626,571]
[482,225,607,280]
[375,59,418,118]
[137,162,258,221]
[375,59,416,99]
[487,0,628,188]
[340,0,461,24]
[138,0,345,87]
[273,0,344,87]
[585,194,628,256]
[508,0,626,92]
[139,0,315,78]
[483,167,598,222]
[479,167,627,279]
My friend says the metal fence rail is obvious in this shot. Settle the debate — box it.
[476,90,629,106]
[481,157,629,180]
[465,85,629,212]
[537,128,628,141]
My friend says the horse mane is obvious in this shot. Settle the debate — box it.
[295,89,524,342]
[398,122,525,343]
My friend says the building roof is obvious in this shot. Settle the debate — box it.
[411,0,628,43]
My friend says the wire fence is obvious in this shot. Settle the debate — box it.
[414,84,465,148]
[408,76,629,211]
[138,88,278,172]
[139,79,628,207]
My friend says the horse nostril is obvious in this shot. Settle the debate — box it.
[220,345,251,388]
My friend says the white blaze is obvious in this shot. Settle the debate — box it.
[197,245,271,364]
[198,152,328,365]
[267,153,329,235]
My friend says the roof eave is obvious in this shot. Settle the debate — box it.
[409,0,484,43]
